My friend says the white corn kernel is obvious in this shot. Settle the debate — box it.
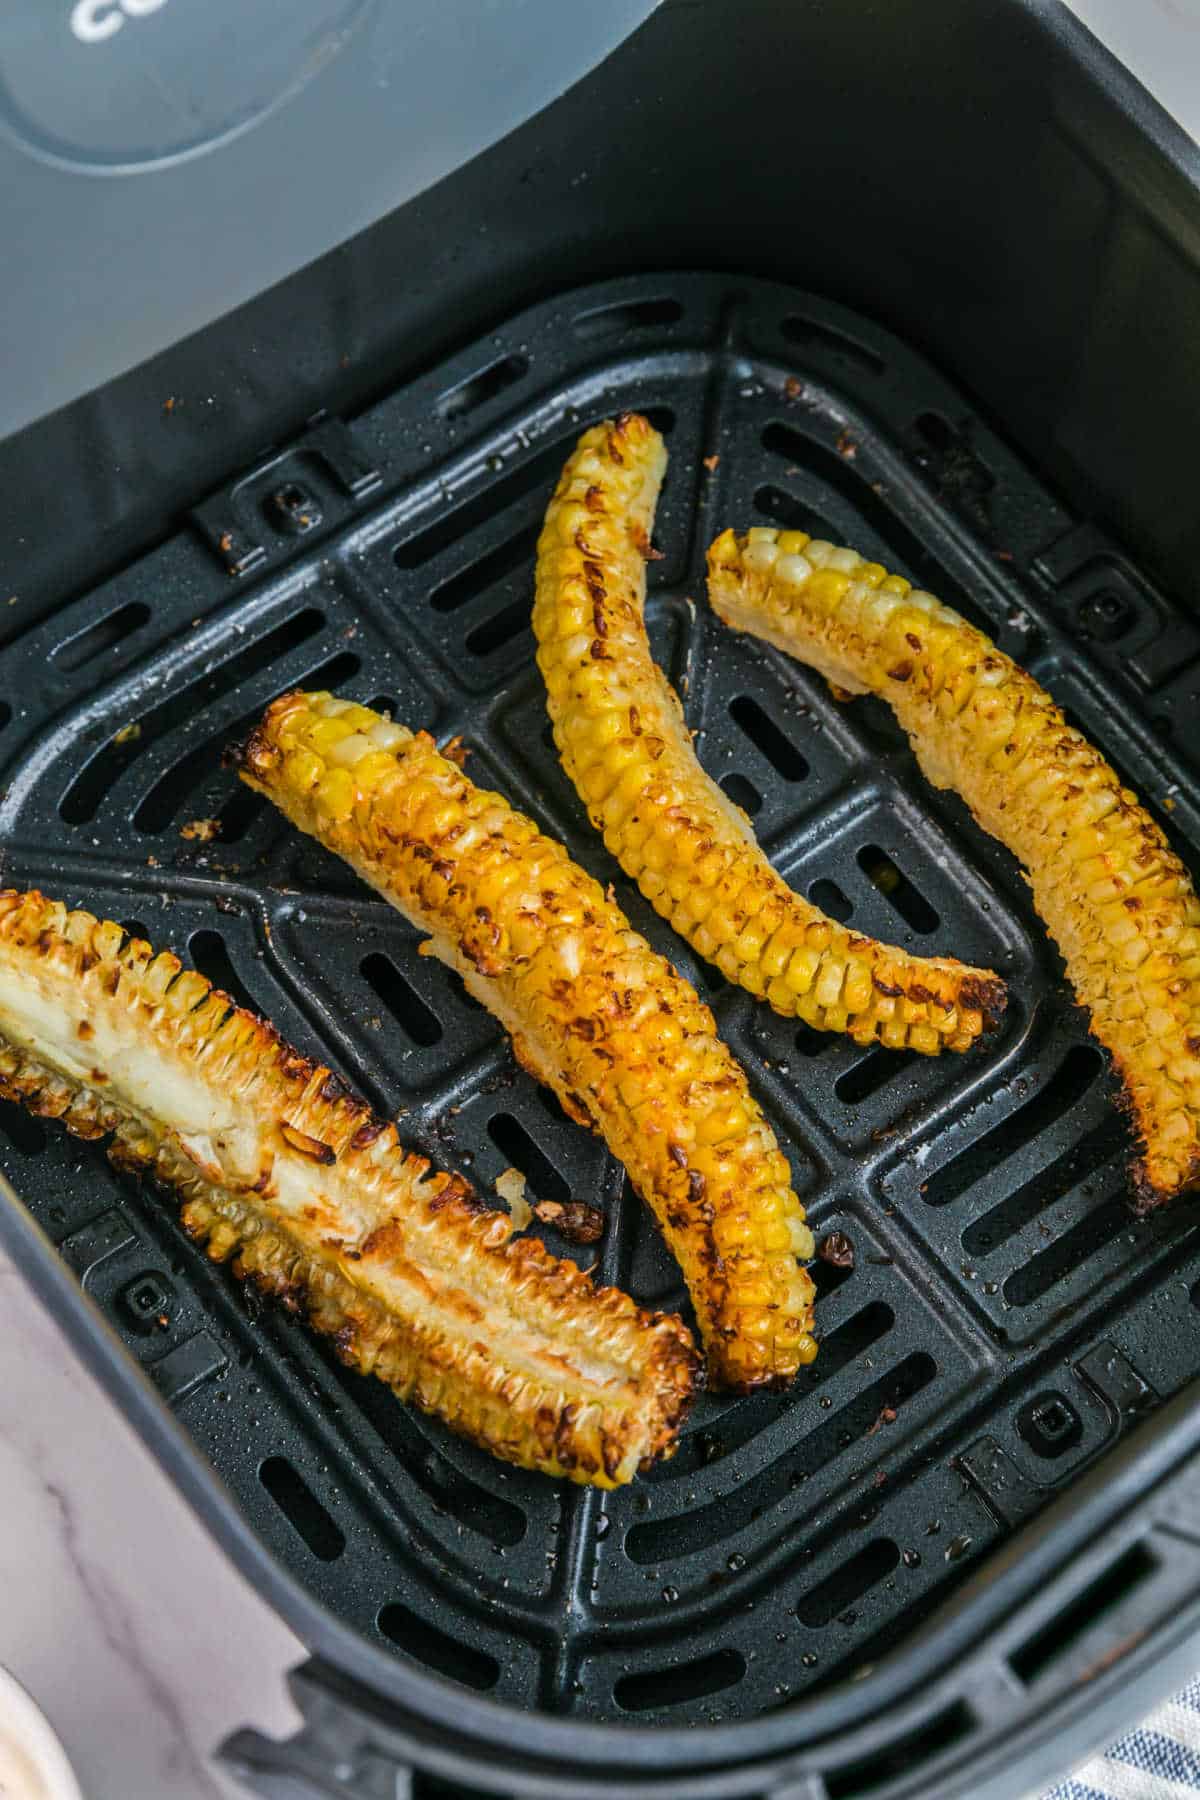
[329,732,373,767]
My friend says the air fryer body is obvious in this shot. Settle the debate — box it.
[1,6,1200,1799]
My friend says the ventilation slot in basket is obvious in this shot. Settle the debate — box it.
[808,878,853,923]
[465,597,532,658]
[639,1302,895,1484]
[574,295,683,339]
[188,931,262,1019]
[361,953,443,1047]
[781,314,885,375]
[613,1648,745,1713]
[259,1457,345,1561]
[754,483,838,540]
[0,1105,47,1157]
[1003,1193,1130,1307]
[377,1603,500,1690]
[835,1047,920,1105]
[431,523,540,614]
[487,1113,569,1201]
[394,439,577,570]
[728,694,809,781]
[437,354,528,421]
[629,1340,929,1563]
[961,1118,1127,1258]
[52,601,152,673]
[922,1045,1104,1208]
[60,608,327,826]
[796,1538,900,1628]
[857,846,938,934]
[719,771,762,817]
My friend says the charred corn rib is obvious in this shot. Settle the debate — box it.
[236,694,817,1391]
[532,416,1005,1055]
[708,527,1200,1208]
[0,889,696,1483]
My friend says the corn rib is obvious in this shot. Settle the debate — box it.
[235,694,817,1391]
[707,525,1200,1208]
[0,889,696,1483]
[532,415,1005,1055]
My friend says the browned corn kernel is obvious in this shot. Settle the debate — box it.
[707,525,1200,1207]
[532,415,1005,1056]
[0,888,697,1482]
[236,694,818,1390]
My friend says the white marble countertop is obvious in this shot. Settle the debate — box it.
[0,1252,301,1800]
[0,7,1196,1799]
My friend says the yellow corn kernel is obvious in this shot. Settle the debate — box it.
[314,767,358,822]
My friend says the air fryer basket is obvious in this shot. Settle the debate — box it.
[2,4,1200,1799]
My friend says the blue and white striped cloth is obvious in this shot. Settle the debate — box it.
[1044,1681,1200,1800]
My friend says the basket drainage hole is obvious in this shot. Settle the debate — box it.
[857,846,938,934]
[728,695,809,781]
[377,1604,499,1690]
[360,953,443,1047]
[719,771,761,817]
[0,701,10,731]
[487,1113,569,1200]
[259,1457,345,1562]
[809,878,852,923]
[613,1647,745,1713]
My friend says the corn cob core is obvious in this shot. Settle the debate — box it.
[236,693,817,1391]
[531,414,1005,1055]
[0,889,696,1484]
[708,525,1200,1208]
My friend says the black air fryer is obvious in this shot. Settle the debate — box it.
[2,4,1200,1796]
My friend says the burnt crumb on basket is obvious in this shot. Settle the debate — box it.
[533,1199,606,1246]
[817,1230,855,1269]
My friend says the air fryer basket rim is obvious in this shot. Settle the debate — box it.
[4,1168,1200,1789]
